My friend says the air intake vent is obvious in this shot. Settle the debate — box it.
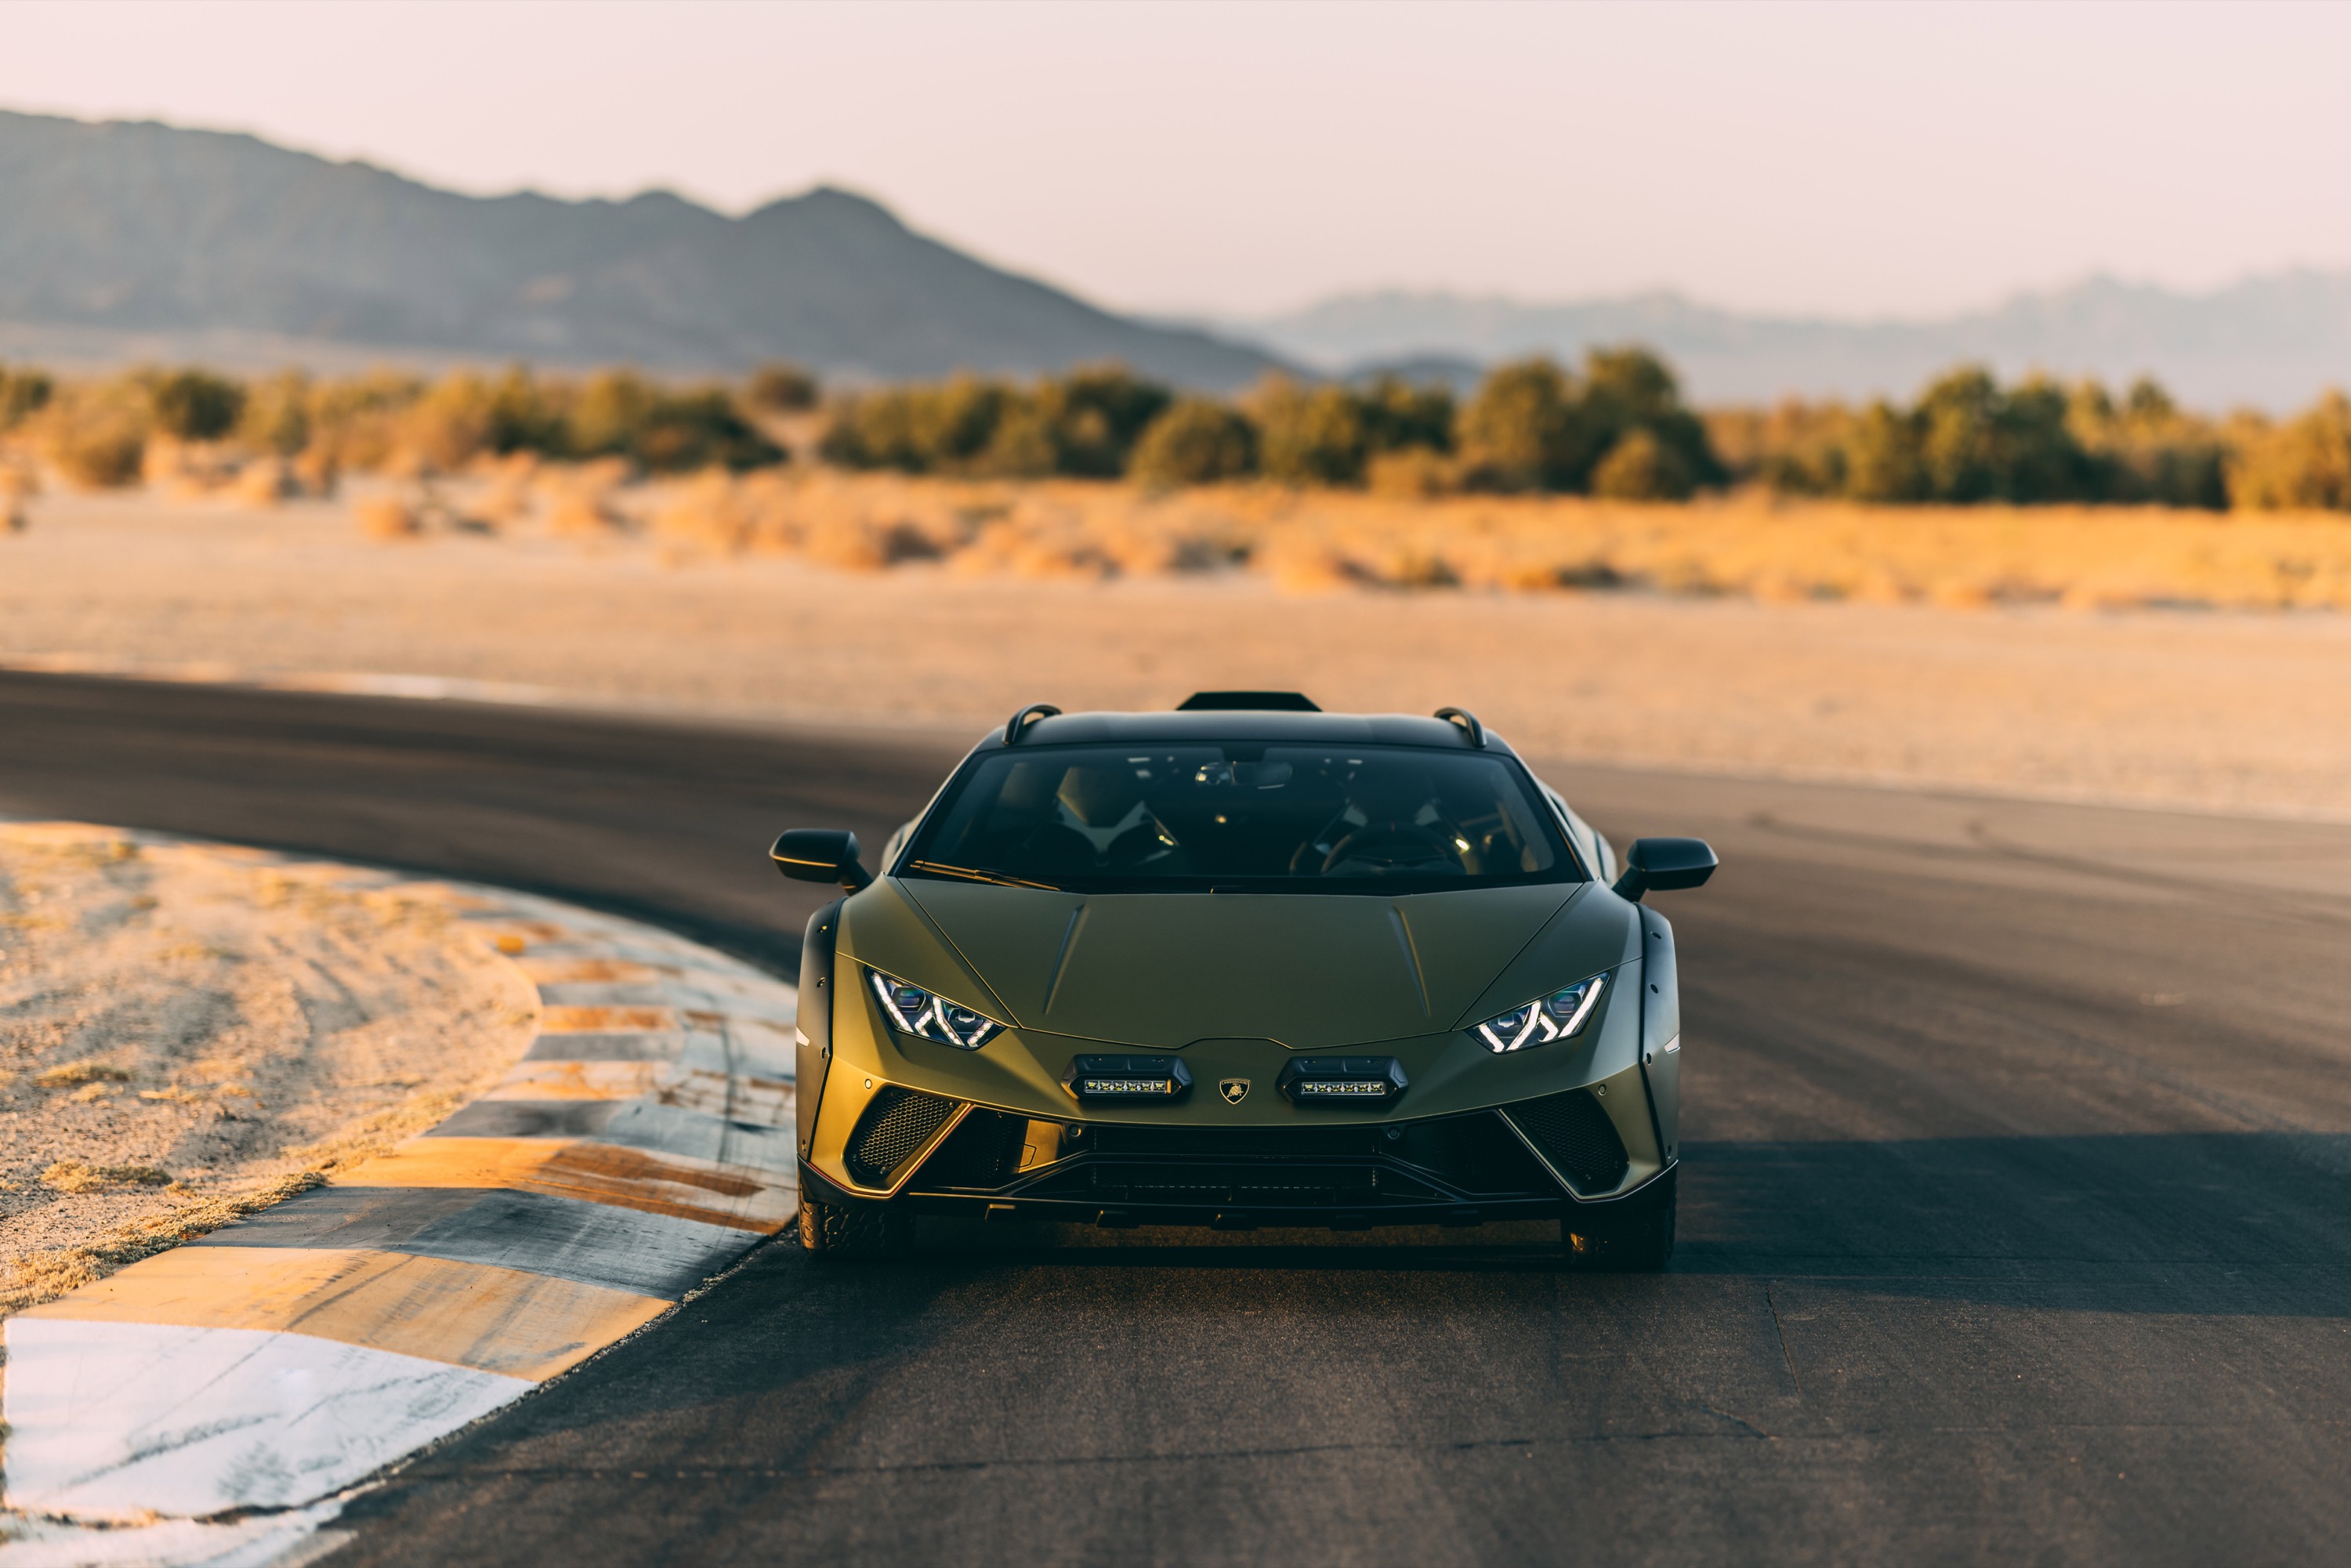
[846,1087,958,1187]
[1505,1089,1630,1194]
[912,1109,1031,1190]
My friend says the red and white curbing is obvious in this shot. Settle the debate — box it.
[2,847,798,1563]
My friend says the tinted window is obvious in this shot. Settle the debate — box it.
[903,743,1576,893]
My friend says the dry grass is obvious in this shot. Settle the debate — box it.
[353,494,420,540]
[1,1171,325,1318]
[0,826,538,1318]
[607,470,2351,612]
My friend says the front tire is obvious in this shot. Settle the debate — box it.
[1562,1166,1676,1272]
[796,1196,907,1258]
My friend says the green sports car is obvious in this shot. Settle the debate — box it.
[775,693,1715,1267]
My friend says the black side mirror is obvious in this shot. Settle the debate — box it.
[1612,837,1717,903]
[772,828,874,892]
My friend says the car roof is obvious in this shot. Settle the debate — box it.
[980,709,1520,755]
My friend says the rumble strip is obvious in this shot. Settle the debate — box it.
[2,866,798,1554]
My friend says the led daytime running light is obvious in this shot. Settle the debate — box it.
[1473,973,1607,1053]
[868,968,1005,1050]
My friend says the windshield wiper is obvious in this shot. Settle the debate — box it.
[906,860,1063,891]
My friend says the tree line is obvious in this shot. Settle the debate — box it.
[4,351,2349,511]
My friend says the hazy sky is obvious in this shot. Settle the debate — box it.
[5,0,2348,321]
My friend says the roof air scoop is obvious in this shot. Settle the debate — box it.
[1176,691,1322,712]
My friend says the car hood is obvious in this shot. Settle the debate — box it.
[886,878,1591,1050]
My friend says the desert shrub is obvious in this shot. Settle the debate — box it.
[572,373,777,473]
[0,364,56,430]
[1842,401,1930,502]
[1591,427,1697,501]
[352,495,419,540]
[1726,368,2232,508]
[746,362,820,412]
[1911,368,2096,503]
[2067,378,2228,509]
[146,368,247,442]
[1709,398,1856,494]
[480,367,568,457]
[402,373,498,472]
[1130,398,1258,486]
[45,399,147,488]
[822,375,1011,473]
[1031,364,1172,477]
[1455,357,1587,492]
[1248,373,1456,488]
[303,371,421,479]
[2229,392,2351,511]
[1357,375,1455,455]
[1365,446,1462,498]
[1581,349,1722,490]
[822,366,1168,479]
[237,370,313,458]
[1253,377,1374,486]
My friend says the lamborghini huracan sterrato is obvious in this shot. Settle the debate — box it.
[774,693,1715,1268]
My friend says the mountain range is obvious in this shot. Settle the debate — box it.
[1234,275,2351,411]
[5,108,2349,410]
[0,109,1280,389]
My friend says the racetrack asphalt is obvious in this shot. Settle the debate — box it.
[5,668,2350,1566]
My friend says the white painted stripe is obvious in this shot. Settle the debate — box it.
[0,848,805,1537]
[0,1500,348,1567]
[1,1320,531,1519]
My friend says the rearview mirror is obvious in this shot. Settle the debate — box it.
[772,828,874,892]
[1611,837,1717,903]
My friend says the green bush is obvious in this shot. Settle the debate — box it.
[147,368,246,442]
[1253,378,1372,486]
[0,364,55,430]
[574,371,778,472]
[1130,398,1258,486]
[237,370,313,458]
[821,365,1169,479]
[2229,392,2351,511]
[1454,357,1578,491]
[1591,428,1697,501]
[746,362,820,412]
[47,403,147,487]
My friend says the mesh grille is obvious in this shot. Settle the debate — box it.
[846,1088,958,1187]
[1403,1113,1559,1195]
[912,1109,1031,1190]
[1508,1089,1630,1193]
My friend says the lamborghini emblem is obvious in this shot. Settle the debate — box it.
[1219,1077,1251,1105]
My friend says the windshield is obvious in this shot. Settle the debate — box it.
[901,743,1577,893]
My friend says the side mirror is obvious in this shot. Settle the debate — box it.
[772,828,874,892]
[1611,837,1717,903]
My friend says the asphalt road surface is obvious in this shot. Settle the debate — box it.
[5,668,2350,1566]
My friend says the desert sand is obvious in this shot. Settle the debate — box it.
[5,492,2351,819]
[0,821,535,1313]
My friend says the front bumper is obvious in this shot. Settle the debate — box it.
[802,1072,1665,1231]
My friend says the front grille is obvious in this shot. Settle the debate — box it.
[845,1087,958,1187]
[1395,1113,1559,1195]
[912,1109,1030,1189]
[1089,1162,1389,1207]
[1506,1089,1630,1193]
[1085,1124,1380,1161]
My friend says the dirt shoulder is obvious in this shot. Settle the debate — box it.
[0,822,537,1315]
[5,491,2351,819]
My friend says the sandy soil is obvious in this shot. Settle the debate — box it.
[0,822,537,1313]
[6,493,2351,819]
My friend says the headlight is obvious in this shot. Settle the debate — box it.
[868,967,1005,1049]
[1472,972,1607,1053]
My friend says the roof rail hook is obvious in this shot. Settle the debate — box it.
[1434,706,1486,748]
[1003,703,1063,744]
